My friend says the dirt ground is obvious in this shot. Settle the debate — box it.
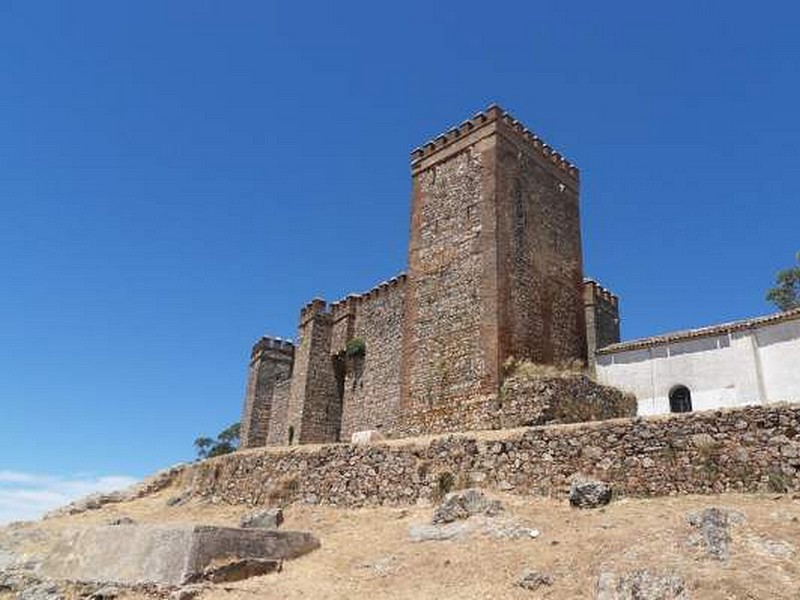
[4,482,800,600]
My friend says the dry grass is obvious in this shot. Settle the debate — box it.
[8,481,800,599]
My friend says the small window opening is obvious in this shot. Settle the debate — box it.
[669,385,692,413]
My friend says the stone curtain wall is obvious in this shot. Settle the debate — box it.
[190,404,800,507]
[495,125,586,365]
[340,277,406,439]
[403,146,491,415]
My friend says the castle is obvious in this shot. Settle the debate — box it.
[240,105,621,448]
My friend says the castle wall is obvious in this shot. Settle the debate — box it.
[596,310,800,415]
[584,279,620,369]
[494,121,586,366]
[265,380,291,445]
[284,301,341,444]
[340,276,406,439]
[402,124,499,414]
[192,403,800,508]
[240,338,294,448]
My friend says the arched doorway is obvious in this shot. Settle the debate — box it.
[669,385,692,413]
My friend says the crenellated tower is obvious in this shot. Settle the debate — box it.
[401,105,587,414]
[240,336,295,448]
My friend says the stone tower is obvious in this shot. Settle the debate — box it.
[583,279,621,370]
[400,105,587,414]
[240,336,295,448]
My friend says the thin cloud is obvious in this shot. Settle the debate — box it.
[0,471,138,525]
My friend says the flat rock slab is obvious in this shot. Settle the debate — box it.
[39,524,319,585]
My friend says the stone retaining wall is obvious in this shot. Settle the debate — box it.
[389,374,635,438]
[188,404,800,508]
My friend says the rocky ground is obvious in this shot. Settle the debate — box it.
[2,474,800,599]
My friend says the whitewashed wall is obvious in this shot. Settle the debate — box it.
[596,316,800,416]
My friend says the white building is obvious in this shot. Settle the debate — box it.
[596,308,800,416]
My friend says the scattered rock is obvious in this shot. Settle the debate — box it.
[240,508,284,529]
[484,518,541,540]
[686,507,745,561]
[750,536,795,558]
[45,465,186,519]
[351,430,384,444]
[169,584,206,600]
[408,521,474,542]
[358,555,397,577]
[193,558,280,583]
[432,489,503,524]
[596,570,688,600]
[570,479,612,509]
[166,491,192,507]
[89,585,121,599]
[107,517,135,526]
[517,569,554,591]
[15,579,63,600]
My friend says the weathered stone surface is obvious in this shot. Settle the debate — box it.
[408,521,474,542]
[517,569,554,591]
[189,404,800,508]
[192,558,280,583]
[686,507,744,561]
[432,489,503,524]
[596,570,688,600]
[38,525,319,585]
[240,508,284,529]
[351,430,385,445]
[570,479,612,509]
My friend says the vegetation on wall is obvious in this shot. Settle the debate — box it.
[345,337,366,358]
[194,422,240,459]
[767,251,800,311]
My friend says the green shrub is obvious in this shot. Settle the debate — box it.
[345,337,366,358]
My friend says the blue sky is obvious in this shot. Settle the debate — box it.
[1,1,798,520]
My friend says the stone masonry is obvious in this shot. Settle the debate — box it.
[202,403,800,507]
[241,105,621,447]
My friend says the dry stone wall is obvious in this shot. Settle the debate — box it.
[390,374,635,438]
[190,404,800,508]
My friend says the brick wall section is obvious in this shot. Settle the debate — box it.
[240,338,295,448]
[340,276,406,439]
[190,404,800,507]
[494,123,586,365]
[583,280,621,370]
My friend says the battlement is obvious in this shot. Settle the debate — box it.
[583,278,619,308]
[301,274,409,324]
[250,335,295,358]
[410,104,578,180]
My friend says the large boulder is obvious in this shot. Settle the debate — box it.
[38,524,319,586]
[569,479,612,509]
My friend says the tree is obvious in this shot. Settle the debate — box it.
[194,422,241,459]
[766,252,800,312]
